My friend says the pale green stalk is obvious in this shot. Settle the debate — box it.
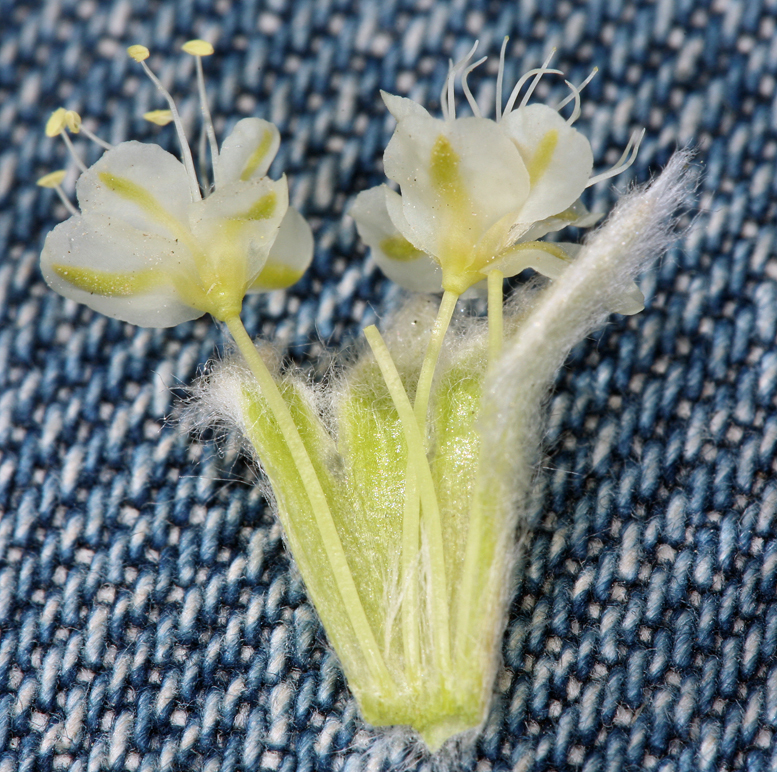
[363,324,452,675]
[400,469,421,676]
[487,269,504,365]
[453,491,491,668]
[224,315,393,688]
[413,290,459,431]
[454,270,504,662]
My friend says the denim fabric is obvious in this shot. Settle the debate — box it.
[1,0,776,770]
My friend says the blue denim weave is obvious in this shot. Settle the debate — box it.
[1,0,776,770]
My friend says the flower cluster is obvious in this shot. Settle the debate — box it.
[37,39,692,751]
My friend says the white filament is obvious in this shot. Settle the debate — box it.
[586,128,645,187]
[194,55,221,187]
[139,60,201,200]
[495,36,509,121]
[461,55,488,117]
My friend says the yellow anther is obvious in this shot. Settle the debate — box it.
[64,110,82,133]
[182,39,214,56]
[45,108,67,137]
[127,45,150,62]
[143,109,174,126]
[36,170,67,188]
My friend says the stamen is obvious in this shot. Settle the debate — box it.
[560,80,582,125]
[144,110,174,125]
[519,48,557,109]
[44,108,87,173]
[461,55,488,117]
[556,67,598,113]
[64,109,114,150]
[447,58,456,120]
[60,131,88,174]
[495,36,509,121]
[440,59,453,121]
[36,170,67,188]
[182,40,222,188]
[586,128,645,187]
[446,41,479,121]
[127,44,202,201]
[502,59,563,117]
[45,108,67,138]
[64,110,80,132]
[80,126,114,151]
[198,123,210,194]
[37,170,78,216]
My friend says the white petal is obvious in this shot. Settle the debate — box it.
[189,175,289,281]
[610,285,645,315]
[502,104,594,225]
[218,118,281,184]
[249,207,313,292]
[76,141,193,239]
[40,214,202,327]
[380,91,432,122]
[491,239,645,314]
[489,242,574,280]
[351,186,442,293]
[383,115,530,262]
[519,198,603,242]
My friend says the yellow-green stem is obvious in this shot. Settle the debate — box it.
[224,315,392,688]
[455,270,503,666]
[363,325,452,676]
[400,469,421,676]
[487,270,504,365]
[453,494,485,668]
[413,290,459,434]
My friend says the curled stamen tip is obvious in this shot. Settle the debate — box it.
[143,109,174,126]
[182,39,214,56]
[65,110,81,133]
[127,44,150,62]
[45,108,67,137]
[37,170,67,188]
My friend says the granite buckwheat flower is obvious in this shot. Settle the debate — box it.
[352,41,644,313]
[39,41,312,327]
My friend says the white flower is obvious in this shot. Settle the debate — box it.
[39,42,313,327]
[352,42,644,312]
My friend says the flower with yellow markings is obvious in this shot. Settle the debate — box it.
[352,41,644,312]
[39,43,313,327]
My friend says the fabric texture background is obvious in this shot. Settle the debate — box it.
[1,0,776,769]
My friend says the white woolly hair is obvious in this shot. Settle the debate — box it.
[467,149,698,703]
[485,149,698,476]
